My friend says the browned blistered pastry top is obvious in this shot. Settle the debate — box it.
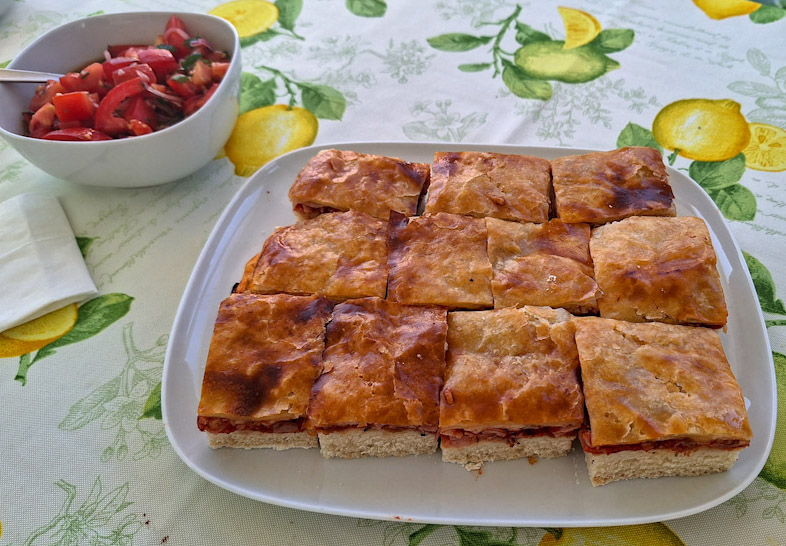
[307,297,448,428]
[551,146,675,224]
[386,212,493,309]
[573,316,751,446]
[198,293,332,423]
[590,215,728,326]
[439,306,584,431]
[486,217,598,312]
[425,151,551,223]
[288,149,430,220]
[247,210,388,301]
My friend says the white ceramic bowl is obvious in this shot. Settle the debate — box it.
[0,12,241,187]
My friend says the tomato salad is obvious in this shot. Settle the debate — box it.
[25,15,230,141]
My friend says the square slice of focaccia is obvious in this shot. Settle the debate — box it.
[573,317,751,486]
[245,210,388,301]
[440,306,584,470]
[197,293,333,449]
[387,212,493,309]
[307,297,448,458]
[288,149,430,220]
[425,151,551,223]
[590,215,727,327]
[486,217,598,314]
[551,146,675,224]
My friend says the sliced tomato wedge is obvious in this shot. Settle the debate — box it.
[128,119,154,136]
[52,91,97,122]
[166,75,198,98]
[102,57,136,80]
[112,63,156,85]
[107,44,147,57]
[190,59,213,89]
[164,27,192,58]
[29,103,56,138]
[42,128,112,141]
[29,79,66,112]
[59,62,105,93]
[121,95,158,127]
[94,77,146,136]
[137,48,179,81]
[210,62,229,82]
[183,84,217,116]
[166,15,187,31]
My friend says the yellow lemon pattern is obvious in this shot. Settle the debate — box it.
[539,524,685,545]
[427,6,634,101]
[558,6,602,49]
[652,99,751,162]
[743,123,786,172]
[225,105,318,176]
[0,304,78,358]
[692,0,762,19]
[209,0,279,38]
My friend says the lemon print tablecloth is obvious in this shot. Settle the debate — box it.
[1,1,786,544]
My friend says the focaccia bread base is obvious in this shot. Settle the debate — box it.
[318,429,438,459]
[442,436,575,471]
[585,447,742,486]
[207,430,318,450]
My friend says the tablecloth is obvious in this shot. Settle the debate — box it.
[1,0,785,544]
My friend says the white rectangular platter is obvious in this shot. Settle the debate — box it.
[162,142,776,527]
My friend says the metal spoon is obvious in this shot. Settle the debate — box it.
[0,68,63,82]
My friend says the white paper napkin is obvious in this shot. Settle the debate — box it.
[0,193,98,332]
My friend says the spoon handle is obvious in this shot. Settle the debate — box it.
[0,68,63,83]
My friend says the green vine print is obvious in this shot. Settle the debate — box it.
[427,5,634,101]
[59,322,168,462]
[403,99,487,142]
[19,477,141,546]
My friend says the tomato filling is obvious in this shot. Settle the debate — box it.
[24,14,230,140]
[440,426,579,448]
[197,416,308,435]
[578,428,750,455]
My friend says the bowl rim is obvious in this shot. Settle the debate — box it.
[0,10,240,145]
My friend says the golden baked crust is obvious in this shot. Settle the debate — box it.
[573,317,752,446]
[235,251,260,293]
[552,147,675,224]
[288,149,430,220]
[425,151,551,222]
[486,218,598,313]
[247,210,388,301]
[307,297,448,428]
[387,212,493,309]
[590,215,728,326]
[440,306,584,431]
[198,293,332,424]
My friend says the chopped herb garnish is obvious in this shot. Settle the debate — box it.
[170,74,189,83]
[181,53,204,71]
[156,44,177,53]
